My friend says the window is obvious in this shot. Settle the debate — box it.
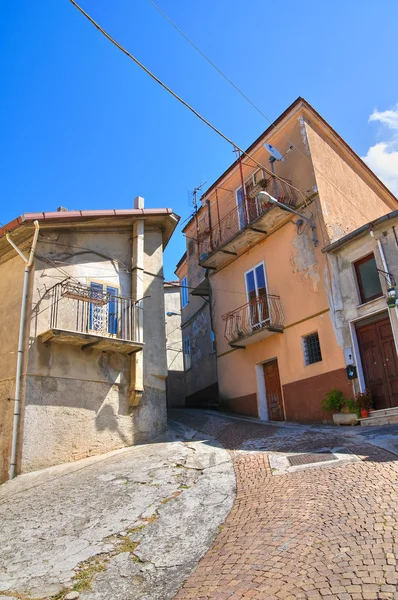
[236,170,267,230]
[303,332,322,366]
[354,254,383,304]
[181,277,189,308]
[183,336,191,370]
[245,263,269,328]
[89,282,119,335]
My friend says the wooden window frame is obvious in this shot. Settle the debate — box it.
[354,253,383,304]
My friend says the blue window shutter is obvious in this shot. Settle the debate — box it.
[107,286,118,335]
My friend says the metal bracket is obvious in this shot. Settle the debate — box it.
[377,269,396,286]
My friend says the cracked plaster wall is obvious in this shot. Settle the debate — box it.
[10,227,168,475]
[303,118,394,244]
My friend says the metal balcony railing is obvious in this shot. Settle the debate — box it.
[198,177,296,260]
[222,295,284,344]
[49,282,141,342]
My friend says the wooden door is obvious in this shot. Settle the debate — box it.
[263,359,284,421]
[357,317,398,409]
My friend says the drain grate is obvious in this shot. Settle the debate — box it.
[288,451,337,467]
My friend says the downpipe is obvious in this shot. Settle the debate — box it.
[370,229,398,353]
[5,220,40,480]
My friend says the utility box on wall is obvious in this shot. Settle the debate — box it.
[346,365,357,380]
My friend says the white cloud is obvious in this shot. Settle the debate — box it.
[361,104,398,196]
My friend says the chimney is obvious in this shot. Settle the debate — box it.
[134,196,144,209]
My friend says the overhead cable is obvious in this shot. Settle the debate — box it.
[146,0,396,228]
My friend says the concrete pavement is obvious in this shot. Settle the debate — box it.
[0,420,235,600]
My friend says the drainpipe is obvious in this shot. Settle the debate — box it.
[370,230,398,352]
[5,220,40,479]
[130,197,144,406]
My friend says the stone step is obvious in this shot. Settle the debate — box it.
[359,410,398,427]
[367,406,398,418]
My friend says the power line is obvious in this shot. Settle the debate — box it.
[69,0,393,238]
[146,0,397,228]
[68,0,309,204]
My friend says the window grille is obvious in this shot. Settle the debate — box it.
[303,332,322,365]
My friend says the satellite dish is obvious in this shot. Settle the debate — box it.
[264,143,284,161]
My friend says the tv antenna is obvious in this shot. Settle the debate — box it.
[191,182,207,212]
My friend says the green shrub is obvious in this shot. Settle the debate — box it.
[322,389,347,413]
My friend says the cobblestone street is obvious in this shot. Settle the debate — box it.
[171,411,398,600]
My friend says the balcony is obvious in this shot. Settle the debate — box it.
[222,295,284,348]
[39,282,143,354]
[198,177,296,269]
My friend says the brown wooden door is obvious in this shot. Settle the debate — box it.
[263,359,284,421]
[357,317,398,409]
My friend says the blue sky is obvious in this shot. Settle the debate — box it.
[1,0,398,278]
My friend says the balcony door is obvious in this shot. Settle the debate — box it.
[245,263,269,330]
[89,282,119,336]
[236,186,247,230]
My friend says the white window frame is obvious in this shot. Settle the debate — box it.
[244,261,268,304]
[183,336,191,371]
[244,262,270,330]
[181,277,189,308]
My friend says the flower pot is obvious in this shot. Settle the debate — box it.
[360,409,369,419]
[333,413,357,426]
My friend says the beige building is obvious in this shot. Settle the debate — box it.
[181,97,398,423]
[324,210,398,414]
[164,281,185,408]
[0,199,179,482]
[175,250,218,409]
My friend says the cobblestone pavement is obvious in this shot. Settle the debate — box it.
[171,410,398,600]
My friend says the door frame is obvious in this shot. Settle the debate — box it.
[235,183,247,230]
[349,308,398,393]
[255,356,286,421]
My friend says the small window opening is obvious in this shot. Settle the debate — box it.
[303,332,322,365]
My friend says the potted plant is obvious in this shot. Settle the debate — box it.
[354,389,373,418]
[322,389,357,425]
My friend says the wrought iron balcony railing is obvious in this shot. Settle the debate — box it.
[48,281,141,342]
[198,177,296,261]
[222,295,284,345]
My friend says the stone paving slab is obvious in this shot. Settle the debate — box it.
[171,410,398,600]
[0,421,235,600]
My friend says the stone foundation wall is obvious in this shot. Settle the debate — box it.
[0,378,16,483]
[20,376,167,474]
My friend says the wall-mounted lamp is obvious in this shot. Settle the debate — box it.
[256,191,318,246]
[386,287,397,309]
[166,311,181,317]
